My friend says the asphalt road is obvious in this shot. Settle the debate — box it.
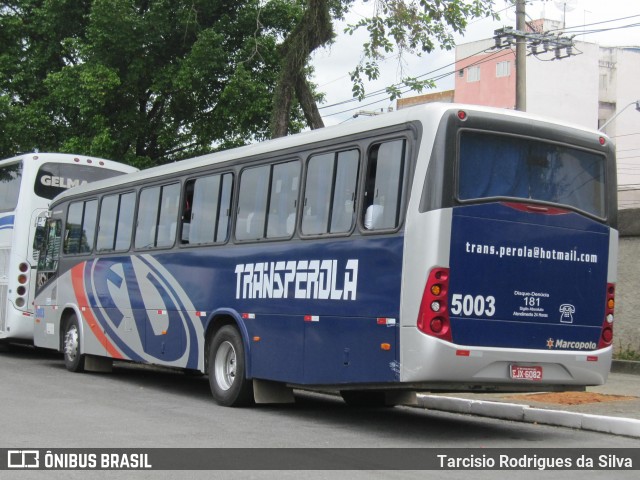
[1,344,639,479]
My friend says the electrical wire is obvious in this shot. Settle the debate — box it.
[318,11,640,119]
[320,47,513,116]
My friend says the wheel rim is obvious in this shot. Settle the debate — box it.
[214,340,237,391]
[64,325,79,362]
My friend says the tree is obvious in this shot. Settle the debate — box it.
[269,0,496,138]
[0,0,307,166]
[1,1,496,163]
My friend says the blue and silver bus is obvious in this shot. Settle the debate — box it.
[0,153,137,343]
[33,104,617,407]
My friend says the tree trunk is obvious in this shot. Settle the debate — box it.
[269,0,333,138]
[295,73,325,130]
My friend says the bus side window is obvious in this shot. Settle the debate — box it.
[135,183,179,249]
[63,200,97,254]
[156,183,180,248]
[81,200,98,253]
[183,173,233,245]
[136,187,160,249]
[266,161,299,239]
[302,153,332,235]
[362,139,406,231]
[115,192,136,251]
[64,202,83,254]
[97,192,136,252]
[302,149,359,236]
[96,194,119,251]
[330,150,359,233]
[237,161,299,241]
[236,165,269,241]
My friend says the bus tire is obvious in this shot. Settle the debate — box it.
[208,325,253,407]
[63,315,85,373]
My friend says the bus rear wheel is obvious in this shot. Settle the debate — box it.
[208,325,253,407]
[63,315,85,373]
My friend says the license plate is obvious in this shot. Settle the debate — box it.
[510,365,543,381]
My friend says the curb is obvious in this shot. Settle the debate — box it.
[417,395,640,438]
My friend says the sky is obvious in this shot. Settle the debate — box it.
[311,0,640,127]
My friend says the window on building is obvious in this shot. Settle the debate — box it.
[467,66,480,82]
[599,73,608,90]
[496,61,511,78]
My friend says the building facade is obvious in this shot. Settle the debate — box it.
[398,20,640,197]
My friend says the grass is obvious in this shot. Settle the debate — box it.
[614,345,640,361]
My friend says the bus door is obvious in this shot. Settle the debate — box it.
[33,216,62,349]
[29,209,48,301]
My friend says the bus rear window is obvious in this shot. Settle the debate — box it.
[35,163,124,200]
[0,162,23,211]
[458,131,607,218]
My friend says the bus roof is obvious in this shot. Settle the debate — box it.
[47,103,609,204]
[0,152,137,174]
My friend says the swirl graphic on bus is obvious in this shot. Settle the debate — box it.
[78,255,204,369]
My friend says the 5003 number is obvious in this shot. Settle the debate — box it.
[450,294,496,317]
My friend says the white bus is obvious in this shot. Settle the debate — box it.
[0,153,137,343]
[33,105,617,407]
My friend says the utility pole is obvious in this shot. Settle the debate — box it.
[515,0,527,111]
[494,2,576,112]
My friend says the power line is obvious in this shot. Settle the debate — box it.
[612,132,640,139]
[318,11,640,119]
[545,14,640,35]
[320,47,513,116]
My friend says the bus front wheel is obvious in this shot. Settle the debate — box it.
[63,315,85,373]
[207,325,253,407]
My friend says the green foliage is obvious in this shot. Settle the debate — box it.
[0,0,497,165]
[346,0,497,100]
[0,0,306,165]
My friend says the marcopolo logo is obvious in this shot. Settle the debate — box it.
[546,338,597,351]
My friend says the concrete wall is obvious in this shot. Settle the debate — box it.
[615,208,640,354]
[526,40,600,129]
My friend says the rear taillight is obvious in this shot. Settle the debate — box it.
[417,268,452,342]
[15,262,30,309]
[598,283,615,349]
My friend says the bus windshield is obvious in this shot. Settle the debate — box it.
[458,131,607,218]
[0,162,23,212]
